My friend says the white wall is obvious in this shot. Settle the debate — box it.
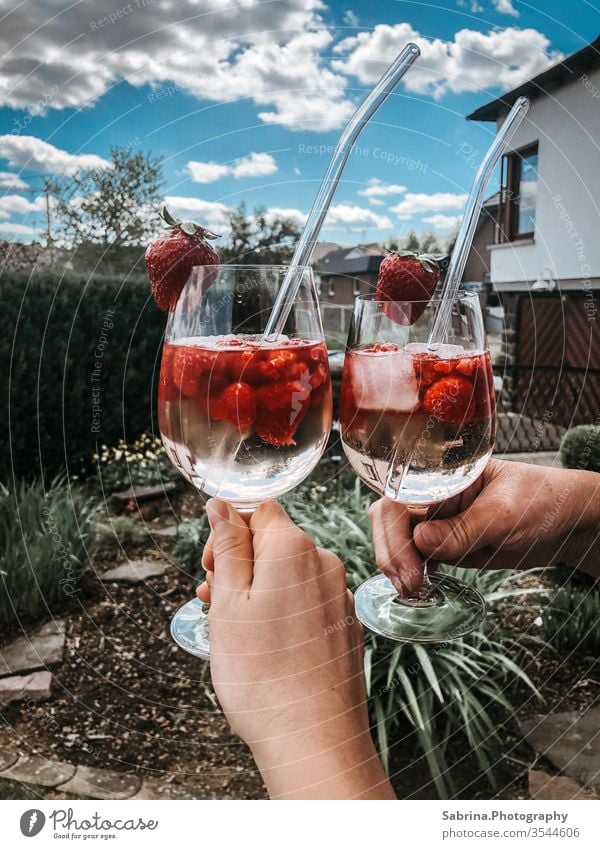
[489,65,600,286]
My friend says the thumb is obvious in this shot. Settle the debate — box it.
[205,499,254,592]
[414,499,504,562]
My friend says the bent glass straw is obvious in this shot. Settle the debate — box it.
[428,96,530,345]
[264,42,421,339]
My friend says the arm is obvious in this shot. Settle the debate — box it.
[370,459,600,592]
[202,498,395,800]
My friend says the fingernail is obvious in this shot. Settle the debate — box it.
[416,521,443,550]
[206,498,230,531]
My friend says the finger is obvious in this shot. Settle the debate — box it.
[206,498,254,593]
[368,498,424,596]
[414,487,512,563]
[249,500,318,590]
[196,581,211,603]
[202,533,214,571]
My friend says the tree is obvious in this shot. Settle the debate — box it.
[221,202,300,264]
[386,230,445,255]
[52,147,164,247]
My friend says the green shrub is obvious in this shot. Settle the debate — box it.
[0,478,96,630]
[0,272,166,480]
[559,425,600,472]
[173,515,210,579]
[284,482,541,798]
[541,587,600,656]
[92,516,151,560]
[90,434,181,493]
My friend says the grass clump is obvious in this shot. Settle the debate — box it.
[541,587,600,656]
[0,478,96,630]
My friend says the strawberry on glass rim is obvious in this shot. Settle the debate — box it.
[145,205,220,311]
[375,250,441,325]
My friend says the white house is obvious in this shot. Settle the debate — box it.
[468,35,600,295]
[467,36,600,428]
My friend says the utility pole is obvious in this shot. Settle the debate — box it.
[43,179,53,246]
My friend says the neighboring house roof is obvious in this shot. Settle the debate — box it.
[467,35,600,122]
[311,241,341,262]
[315,243,385,275]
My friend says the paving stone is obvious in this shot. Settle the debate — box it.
[132,779,200,800]
[0,620,65,676]
[57,766,141,800]
[151,525,178,538]
[529,769,595,800]
[0,749,19,772]
[1,755,75,788]
[521,709,600,789]
[0,671,52,704]
[113,483,176,503]
[100,560,168,585]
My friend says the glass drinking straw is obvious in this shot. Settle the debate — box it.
[428,96,530,346]
[263,42,421,339]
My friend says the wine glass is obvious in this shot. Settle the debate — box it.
[159,265,332,659]
[339,292,496,643]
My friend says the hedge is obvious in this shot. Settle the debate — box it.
[0,272,166,479]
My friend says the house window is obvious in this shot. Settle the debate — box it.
[500,143,538,241]
[352,278,361,297]
[328,280,335,297]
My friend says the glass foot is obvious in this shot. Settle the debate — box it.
[354,572,485,643]
[170,598,210,660]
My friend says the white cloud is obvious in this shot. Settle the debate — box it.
[263,206,307,229]
[493,0,519,17]
[0,0,353,132]
[164,196,232,233]
[187,152,278,184]
[0,171,28,189]
[261,202,392,231]
[368,198,385,206]
[358,179,407,198]
[325,203,392,230]
[186,162,230,184]
[391,192,468,219]
[343,10,359,26]
[0,135,109,176]
[333,23,560,99]
[0,193,45,215]
[0,221,39,235]
[422,213,462,231]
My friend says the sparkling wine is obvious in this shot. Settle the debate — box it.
[158,335,332,509]
[340,342,496,505]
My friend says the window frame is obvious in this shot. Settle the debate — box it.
[499,141,538,243]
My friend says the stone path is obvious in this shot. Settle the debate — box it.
[0,619,65,676]
[521,708,600,791]
[528,769,596,800]
[100,559,169,585]
[0,754,204,800]
[0,671,52,705]
[113,483,176,504]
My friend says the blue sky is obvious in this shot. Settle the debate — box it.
[0,0,598,245]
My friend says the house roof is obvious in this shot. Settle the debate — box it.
[467,35,600,122]
[315,243,385,275]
